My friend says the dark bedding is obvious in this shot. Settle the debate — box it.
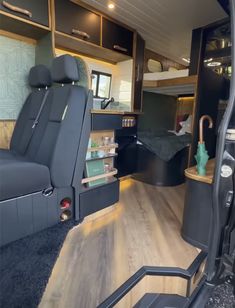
[138,130,191,162]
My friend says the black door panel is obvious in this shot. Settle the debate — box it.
[0,0,49,27]
[55,0,101,46]
[102,18,133,56]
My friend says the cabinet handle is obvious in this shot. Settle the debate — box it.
[136,65,140,82]
[2,1,32,18]
[113,45,128,53]
[72,29,90,40]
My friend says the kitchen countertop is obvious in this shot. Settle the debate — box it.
[91,109,143,115]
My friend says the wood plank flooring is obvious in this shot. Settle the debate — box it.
[40,179,198,308]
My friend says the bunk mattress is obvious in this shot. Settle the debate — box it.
[144,69,189,81]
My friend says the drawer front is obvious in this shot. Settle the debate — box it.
[80,179,119,218]
[55,0,101,45]
[92,114,123,131]
[102,18,133,56]
[0,0,49,27]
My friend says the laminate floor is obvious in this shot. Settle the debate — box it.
[40,179,199,308]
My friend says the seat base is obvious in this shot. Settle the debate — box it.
[0,187,74,247]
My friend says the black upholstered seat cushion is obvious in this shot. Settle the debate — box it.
[0,159,51,201]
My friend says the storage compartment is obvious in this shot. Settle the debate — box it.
[79,178,119,219]
[92,114,123,130]
[102,18,133,56]
[181,179,212,251]
[0,0,49,27]
[133,145,189,186]
[55,0,101,45]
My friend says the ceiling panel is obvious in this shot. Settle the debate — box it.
[80,0,227,64]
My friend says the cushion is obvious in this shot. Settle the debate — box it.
[29,65,52,88]
[0,159,51,201]
[51,55,79,84]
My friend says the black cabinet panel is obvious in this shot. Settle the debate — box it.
[92,114,123,131]
[133,34,145,111]
[55,0,101,46]
[0,0,49,27]
[80,179,119,219]
[102,18,133,56]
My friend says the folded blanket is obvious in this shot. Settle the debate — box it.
[138,131,191,162]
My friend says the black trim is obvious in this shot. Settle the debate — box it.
[206,0,235,280]
[98,252,207,308]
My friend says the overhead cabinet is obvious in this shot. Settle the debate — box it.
[55,0,101,46]
[0,0,49,27]
[102,18,133,57]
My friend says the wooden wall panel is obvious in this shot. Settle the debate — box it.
[0,121,15,149]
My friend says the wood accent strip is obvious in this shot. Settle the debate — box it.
[90,109,143,115]
[143,75,198,89]
[0,120,15,149]
[185,159,215,184]
[81,169,118,184]
[87,144,118,152]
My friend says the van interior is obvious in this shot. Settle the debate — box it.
[0,0,234,307]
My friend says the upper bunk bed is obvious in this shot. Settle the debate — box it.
[143,69,198,96]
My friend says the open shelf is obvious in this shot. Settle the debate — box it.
[81,176,117,192]
[86,153,118,162]
[87,143,118,152]
[81,168,118,184]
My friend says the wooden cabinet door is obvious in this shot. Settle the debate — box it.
[133,33,145,111]
[55,0,101,46]
[102,18,133,56]
[0,0,49,27]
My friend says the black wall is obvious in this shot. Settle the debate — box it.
[138,92,177,133]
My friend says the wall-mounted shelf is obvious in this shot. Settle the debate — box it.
[81,168,118,184]
[86,153,118,162]
[81,177,117,192]
[87,143,118,152]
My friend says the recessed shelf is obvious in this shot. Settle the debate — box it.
[81,168,118,184]
[86,153,117,162]
[87,143,118,152]
[81,177,117,192]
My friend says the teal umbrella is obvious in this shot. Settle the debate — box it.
[195,115,213,176]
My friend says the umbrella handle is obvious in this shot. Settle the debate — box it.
[199,115,213,144]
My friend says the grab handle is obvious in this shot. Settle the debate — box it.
[113,45,128,53]
[72,29,90,40]
[2,1,32,18]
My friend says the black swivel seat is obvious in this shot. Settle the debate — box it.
[0,55,92,246]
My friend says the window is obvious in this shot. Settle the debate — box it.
[91,70,112,99]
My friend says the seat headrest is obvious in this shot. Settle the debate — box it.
[51,55,79,84]
[29,65,52,88]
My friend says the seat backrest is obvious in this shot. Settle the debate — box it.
[26,55,88,188]
[10,65,52,155]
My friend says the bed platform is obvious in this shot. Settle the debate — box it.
[133,141,190,187]
[143,74,198,96]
